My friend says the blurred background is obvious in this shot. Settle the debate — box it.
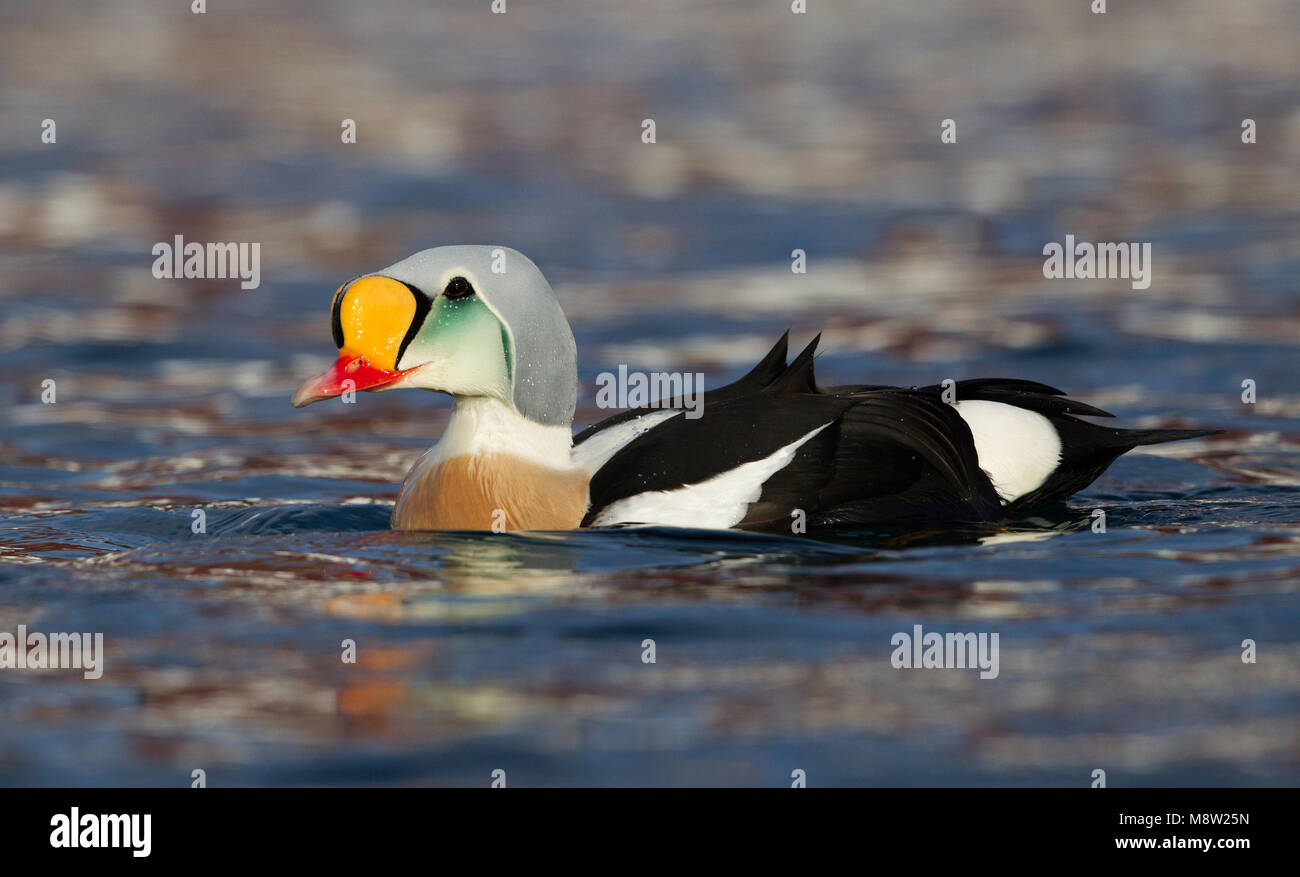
[0,0,1297,786]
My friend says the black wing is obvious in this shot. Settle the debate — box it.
[579,332,1216,528]
[582,337,1005,530]
[573,331,794,446]
[829,378,1117,419]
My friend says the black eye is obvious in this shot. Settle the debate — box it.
[444,276,475,301]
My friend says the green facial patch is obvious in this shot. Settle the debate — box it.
[399,293,514,402]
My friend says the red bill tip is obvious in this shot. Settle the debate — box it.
[291,353,407,408]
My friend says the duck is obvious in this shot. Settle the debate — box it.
[291,245,1215,533]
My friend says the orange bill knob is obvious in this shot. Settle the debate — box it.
[292,276,421,407]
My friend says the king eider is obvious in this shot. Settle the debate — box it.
[291,245,1216,532]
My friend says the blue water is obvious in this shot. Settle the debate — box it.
[1,0,1298,786]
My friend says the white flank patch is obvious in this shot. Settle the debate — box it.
[952,400,1061,504]
[590,423,832,529]
[571,409,679,474]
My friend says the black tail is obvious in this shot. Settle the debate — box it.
[1116,427,1222,448]
[1005,423,1219,511]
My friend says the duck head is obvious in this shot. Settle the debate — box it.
[292,245,577,426]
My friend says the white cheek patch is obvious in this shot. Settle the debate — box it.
[591,423,831,529]
[952,400,1061,504]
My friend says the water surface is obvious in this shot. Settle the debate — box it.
[1,0,1298,785]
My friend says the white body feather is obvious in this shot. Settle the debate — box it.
[589,423,832,528]
[952,400,1062,503]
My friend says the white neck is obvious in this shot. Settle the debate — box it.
[430,396,574,470]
